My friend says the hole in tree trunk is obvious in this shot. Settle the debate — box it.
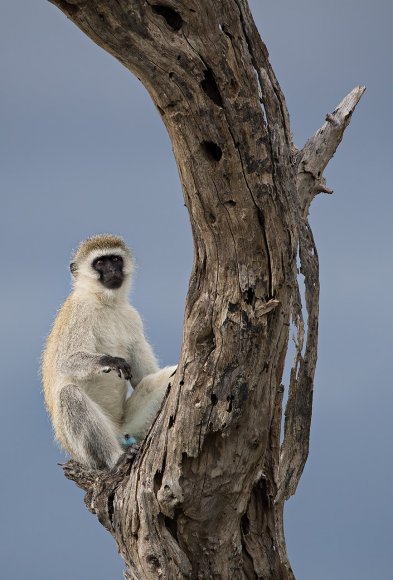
[201,141,222,161]
[245,287,255,305]
[201,68,223,107]
[151,5,183,31]
[154,469,163,493]
[241,512,250,535]
[107,491,115,526]
[164,515,179,542]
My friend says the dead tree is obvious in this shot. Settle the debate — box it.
[49,1,364,578]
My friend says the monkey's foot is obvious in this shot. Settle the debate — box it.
[120,433,138,449]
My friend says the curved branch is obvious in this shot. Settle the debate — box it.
[297,85,365,217]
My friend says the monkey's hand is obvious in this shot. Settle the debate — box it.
[99,355,132,381]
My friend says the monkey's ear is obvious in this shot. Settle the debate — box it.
[70,262,78,276]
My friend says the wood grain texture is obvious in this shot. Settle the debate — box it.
[48,1,364,577]
[297,86,366,218]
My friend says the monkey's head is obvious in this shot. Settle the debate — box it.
[70,234,134,296]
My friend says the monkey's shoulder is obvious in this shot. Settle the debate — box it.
[46,294,94,343]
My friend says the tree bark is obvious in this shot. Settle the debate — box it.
[49,1,364,577]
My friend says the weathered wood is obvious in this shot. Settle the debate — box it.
[275,85,365,505]
[297,85,366,218]
[48,1,364,577]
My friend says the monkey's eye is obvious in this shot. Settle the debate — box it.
[112,257,120,262]
[95,259,104,266]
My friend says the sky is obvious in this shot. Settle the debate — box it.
[1,1,392,578]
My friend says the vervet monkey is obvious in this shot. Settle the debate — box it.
[42,234,175,469]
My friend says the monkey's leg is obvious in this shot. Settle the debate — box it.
[58,384,123,469]
[122,366,177,442]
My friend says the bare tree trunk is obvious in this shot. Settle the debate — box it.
[49,1,364,578]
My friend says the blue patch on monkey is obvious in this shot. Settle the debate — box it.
[120,433,138,448]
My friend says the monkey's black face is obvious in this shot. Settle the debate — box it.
[92,254,124,289]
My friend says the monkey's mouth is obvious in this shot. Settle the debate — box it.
[102,276,123,289]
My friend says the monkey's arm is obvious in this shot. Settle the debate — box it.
[129,340,160,386]
[56,308,132,381]
[127,307,160,386]
[59,352,132,381]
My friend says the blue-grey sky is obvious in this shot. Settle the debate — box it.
[1,1,392,578]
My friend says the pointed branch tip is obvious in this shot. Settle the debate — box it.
[297,85,365,216]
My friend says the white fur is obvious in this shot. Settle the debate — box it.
[123,366,177,440]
